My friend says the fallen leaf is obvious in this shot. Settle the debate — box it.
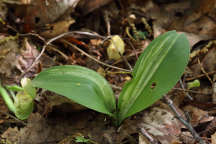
[16,38,39,74]
[212,132,216,144]
[40,19,75,38]
[140,105,183,144]
[183,105,213,126]
[0,35,19,77]
[77,0,112,15]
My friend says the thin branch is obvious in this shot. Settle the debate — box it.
[0,110,27,126]
[163,95,208,144]
[20,31,116,78]
[179,79,193,100]
[104,10,111,36]
[63,40,131,72]
[20,31,78,78]
[140,127,160,144]
[173,87,209,95]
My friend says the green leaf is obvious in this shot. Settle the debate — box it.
[117,31,190,124]
[75,136,89,143]
[32,65,116,116]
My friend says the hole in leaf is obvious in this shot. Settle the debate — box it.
[151,82,157,89]
[175,11,184,17]
[34,17,40,24]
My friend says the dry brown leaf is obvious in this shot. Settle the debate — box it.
[179,32,210,48]
[40,19,75,38]
[1,127,20,143]
[183,105,214,126]
[212,132,216,144]
[190,47,216,76]
[184,16,216,37]
[77,0,112,15]
[16,38,39,74]
[0,2,7,20]
[139,134,150,144]
[0,36,19,77]
[25,0,79,25]
[10,0,80,32]
[140,106,183,144]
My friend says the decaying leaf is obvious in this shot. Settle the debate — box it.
[0,35,19,76]
[140,106,183,144]
[183,105,214,126]
[0,2,7,20]
[77,0,112,15]
[16,38,39,73]
[40,19,75,38]
[212,132,216,144]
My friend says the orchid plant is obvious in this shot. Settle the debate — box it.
[0,31,190,125]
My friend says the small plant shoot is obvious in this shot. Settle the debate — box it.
[0,78,36,120]
[0,31,190,125]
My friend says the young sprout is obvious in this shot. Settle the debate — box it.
[187,79,200,89]
[0,78,36,120]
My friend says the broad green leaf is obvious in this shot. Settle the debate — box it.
[32,65,116,116]
[118,31,190,124]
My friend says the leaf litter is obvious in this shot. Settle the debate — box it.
[1,0,216,143]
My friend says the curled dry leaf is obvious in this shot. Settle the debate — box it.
[16,38,39,73]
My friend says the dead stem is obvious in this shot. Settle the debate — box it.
[63,40,131,72]
[179,79,193,100]
[164,95,208,144]
[0,110,27,126]
[140,127,160,144]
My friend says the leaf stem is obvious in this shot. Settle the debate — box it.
[0,83,16,113]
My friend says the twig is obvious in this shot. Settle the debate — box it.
[20,32,78,78]
[173,88,210,95]
[63,40,131,72]
[20,31,111,78]
[0,110,27,126]
[179,79,193,100]
[47,45,68,60]
[113,49,143,66]
[126,39,139,59]
[19,33,46,42]
[104,10,111,36]
[186,71,216,81]
[163,95,207,144]
[140,127,160,144]
[111,84,122,90]
[198,58,213,84]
